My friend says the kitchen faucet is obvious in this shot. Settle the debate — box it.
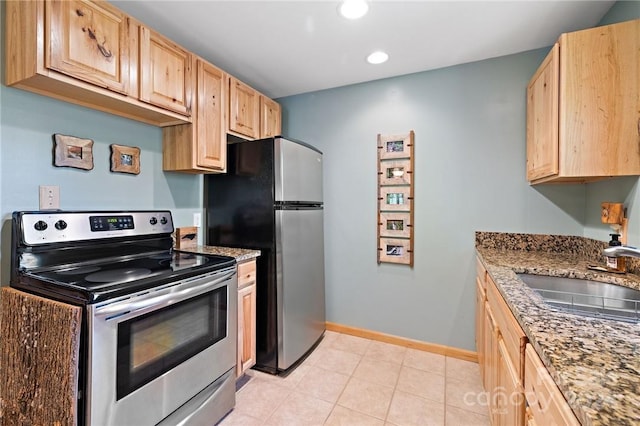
[603,245,640,258]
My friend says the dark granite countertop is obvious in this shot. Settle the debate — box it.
[476,232,640,426]
[176,245,260,263]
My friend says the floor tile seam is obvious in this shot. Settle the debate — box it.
[280,389,336,426]
[333,400,388,422]
[400,362,446,378]
[328,333,372,356]
[251,375,297,393]
[256,383,294,422]
[350,365,399,390]
[392,387,447,407]
[381,356,407,423]
[332,372,392,422]
[443,360,491,422]
[444,402,491,419]
[301,341,358,423]
[400,362,446,376]
[293,373,350,405]
[361,354,405,366]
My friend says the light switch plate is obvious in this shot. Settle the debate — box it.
[193,212,202,227]
[39,185,60,210]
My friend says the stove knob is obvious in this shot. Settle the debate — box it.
[34,220,48,231]
[55,220,67,230]
[149,217,158,225]
[160,216,168,225]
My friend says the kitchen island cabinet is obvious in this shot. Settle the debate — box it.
[526,19,640,184]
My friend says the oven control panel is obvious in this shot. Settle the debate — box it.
[19,211,174,245]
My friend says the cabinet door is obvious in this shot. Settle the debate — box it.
[196,61,226,170]
[47,0,130,94]
[497,339,525,426]
[229,77,260,139]
[476,276,486,379]
[524,344,580,426]
[526,43,559,182]
[237,282,256,377]
[484,303,499,425]
[560,19,640,177]
[260,96,282,138]
[139,26,193,116]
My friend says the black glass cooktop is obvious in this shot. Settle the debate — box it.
[16,251,236,304]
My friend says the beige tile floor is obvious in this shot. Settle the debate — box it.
[219,331,490,425]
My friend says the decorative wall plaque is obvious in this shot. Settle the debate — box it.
[377,131,414,266]
[53,134,94,170]
[110,144,141,175]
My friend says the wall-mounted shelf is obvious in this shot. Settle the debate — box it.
[377,131,414,266]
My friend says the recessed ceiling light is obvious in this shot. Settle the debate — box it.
[339,0,369,20]
[367,51,389,64]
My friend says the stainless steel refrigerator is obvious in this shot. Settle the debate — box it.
[204,136,325,374]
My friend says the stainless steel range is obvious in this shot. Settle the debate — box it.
[10,210,237,426]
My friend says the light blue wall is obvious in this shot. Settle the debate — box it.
[278,2,638,351]
[278,49,589,351]
[583,1,640,246]
[0,1,635,352]
[0,4,204,284]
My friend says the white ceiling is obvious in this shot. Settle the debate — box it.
[112,1,616,99]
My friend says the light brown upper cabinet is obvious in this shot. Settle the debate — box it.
[526,19,640,184]
[139,26,193,117]
[163,59,227,173]
[229,76,260,139]
[47,0,130,94]
[260,95,282,138]
[5,0,191,127]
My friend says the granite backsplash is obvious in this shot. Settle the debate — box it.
[475,232,640,275]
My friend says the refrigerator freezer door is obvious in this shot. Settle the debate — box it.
[274,138,323,203]
[275,207,326,370]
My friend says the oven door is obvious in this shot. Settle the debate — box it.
[86,267,237,426]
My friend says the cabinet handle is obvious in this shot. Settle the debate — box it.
[76,6,113,59]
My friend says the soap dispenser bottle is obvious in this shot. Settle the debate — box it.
[605,233,626,273]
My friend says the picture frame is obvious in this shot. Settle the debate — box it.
[53,134,94,170]
[377,130,414,267]
[379,212,411,239]
[110,144,140,175]
[379,159,412,186]
[377,132,414,160]
[378,237,413,265]
[379,186,412,211]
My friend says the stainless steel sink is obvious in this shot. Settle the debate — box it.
[517,273,640,323]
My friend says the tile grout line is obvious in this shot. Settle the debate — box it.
[382,347,409,424]
[322,331,367,425]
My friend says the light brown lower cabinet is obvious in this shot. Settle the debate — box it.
[476,256,526,425]
[476,256,580,426]
[524,344,579,426]
[476,258,487,380]
[237,259,257,377]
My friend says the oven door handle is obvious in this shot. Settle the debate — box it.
[94,269,236,320]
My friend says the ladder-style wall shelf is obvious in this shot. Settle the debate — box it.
[377,131,414,266]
